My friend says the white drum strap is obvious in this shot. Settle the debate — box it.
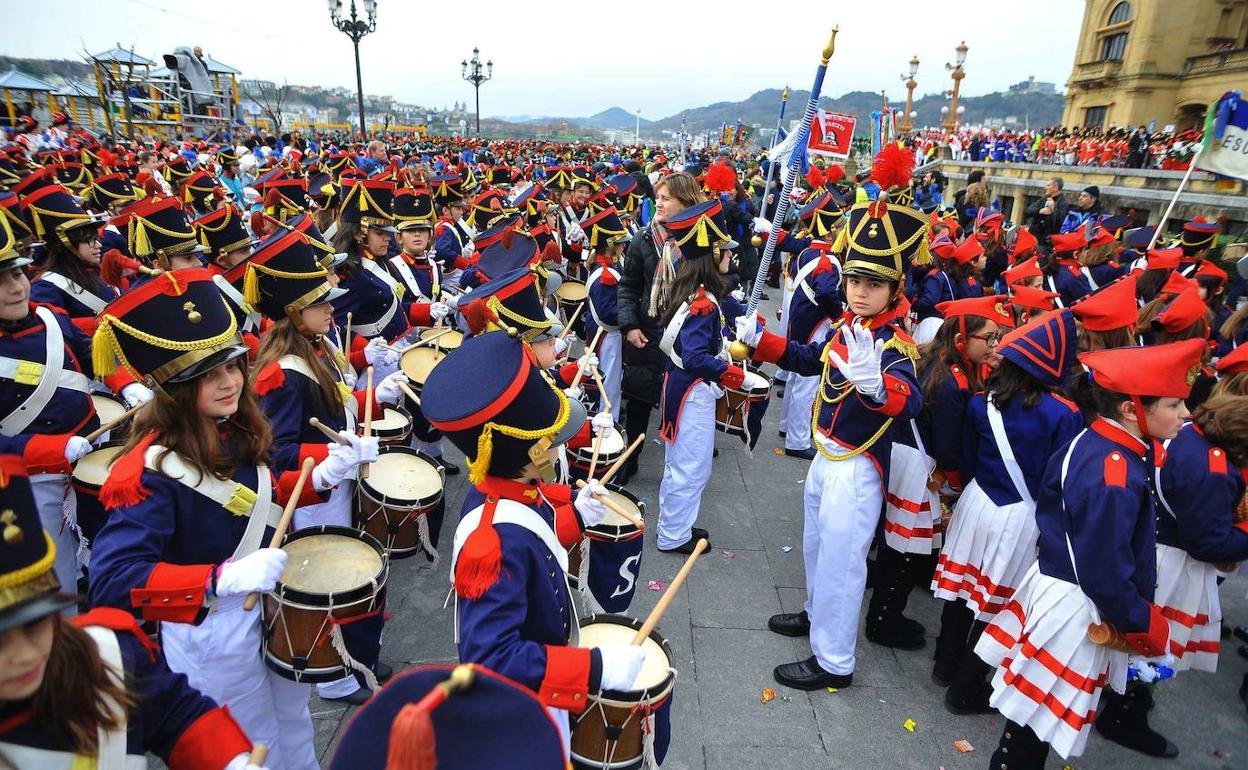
[658,294,722,371]
[0,307,70,436]
[1153,436,1178,519]
[986,396,1034,505]
[1045,275,1066,308]
[1056,430,1100,623]
[212,274,261,333]
[39,272,108,313]
[585,268,621,332]
[140,446,281,559]
[83,626,129,770]
[277,355,357,433]
[1085,268,1101,292]
[794,253,839,306]
[388,255,430,302]
[351,292,400,338]
[363,257,404,298]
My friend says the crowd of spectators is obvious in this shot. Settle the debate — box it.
[905,124,1205,171]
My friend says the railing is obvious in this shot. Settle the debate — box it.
[1185,48,1248,75]
[1070,59,1123,84]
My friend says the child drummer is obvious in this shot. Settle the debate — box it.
[421,329,650,751]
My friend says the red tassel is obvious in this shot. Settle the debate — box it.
[250,210,269,238]
[253,362,286,396]
[454,500,501,600]
[97,149,119,170]
[262,188,282,212]
[386,704,438,770]
[461,299,498,335]
[689,285,713,316]
[100,249,142,286]
[541,241,562,264]
[869,143,915,192]
[100,431,160,509]
[704,162,736,194]
[501,225,514,249]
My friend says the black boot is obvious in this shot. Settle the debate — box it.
[944,622,994,714]
[932,600,975,686]
[1094,682,1180,759]
[865,548,925,650]
[988,720,1050,770]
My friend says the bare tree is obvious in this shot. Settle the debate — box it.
[81,42,146,140]
[239,79,290,136]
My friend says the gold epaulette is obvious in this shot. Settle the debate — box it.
[883,333,919,364]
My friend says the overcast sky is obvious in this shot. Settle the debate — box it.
[1,0,1085,119]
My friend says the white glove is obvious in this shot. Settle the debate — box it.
[734,315,763,347]
[828,321,885,402]
[65,436,91,462]
[224,753,268,770]
[577,352,599,374]
[564,386,583,401]
[552,336,569,357]
[598,644,646,691]
[312,432,379,490]
[120,383,154,408]
[215,548,288,597]
[340,366,358,388]
[375,371,408,405]
[752,216,772,234]
[429,301,451,321]
[591,412,615,434]
[363,337,399,368]
[575,480,610,528]
[442,293,461,310]
[730,288,746,303]
[461,241,476,259]
[566,221,586,243]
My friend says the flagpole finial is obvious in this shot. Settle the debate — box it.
[782,85,790,102]
[821,27,839,65]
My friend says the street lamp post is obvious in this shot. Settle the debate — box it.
[899,56,919,133]
[328,0,377,139]
[635,108,641,144]
[461,47,492,136]
[943,41,968,131]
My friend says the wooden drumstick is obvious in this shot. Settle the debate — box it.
[419,327,456,349]
[308,417,350,445]
[1087,622,1134,652]
[598,433,645,486]
[568,327,604,390]
[587,428,604,478]
[85,402,143,442]
[631,538,708,645]
[248,745,268,767]
[557,301,585,339]
[360,366,374,480]
[397,379,421,406]
[243,457,314,611]
[574,479,644,530]
[590,369,613,415]
[344,312,353,361]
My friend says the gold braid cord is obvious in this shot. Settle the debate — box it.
[468,383,571,483]
[94,309,239,380]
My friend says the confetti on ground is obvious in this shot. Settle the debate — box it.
[798,478,805,484]
[772,447,784,456]
[647,581,664,591]
[954,740,974,753]
[902,718,916,732]
[760,688,776,704]
[781,695,792,703]
[721,550,736,558]
[781,545,794,553]
[825,687,838,694]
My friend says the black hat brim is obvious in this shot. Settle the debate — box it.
[166,344,251,383]
[553,397,587,446]
[0,592,78,635]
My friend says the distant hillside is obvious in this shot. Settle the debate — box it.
[0,56,92,83]
[650,88,1066,135]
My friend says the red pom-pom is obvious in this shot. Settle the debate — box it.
[262,188,282,211]
[824,164,846,185]
[97,149,119,170]
[704,162,737,194]
[869,143,915,192]
[250,210,269,238]
[805,166,825,191]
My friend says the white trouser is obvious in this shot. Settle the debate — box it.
[30,473,79,605]
[783,373,818,451]
[598,330,623,412]
[803,435,884,675]
[162,598,319,770]
[293,482,363,699]
[658,382,716,550]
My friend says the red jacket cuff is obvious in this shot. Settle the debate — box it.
[1124,604,1170,657]
[166,706,254,770]
[942,470,963,491]
[354,390,383,422]
[1235,520,1248,536]
[348,334,369,372]
[565,419,592,450]
[557,362,579,387]
[861,374,912,417]
[719,365,745,390]
[103,368,140,394]
[277,468,326,508]
[550,491,584,548]
[129,562,213,624]
[23,434,71,474]
[539,645,592,714]
[407,302,432,327]
[752,329,787,364]
[299,443,331,466]
[453,255,471,271]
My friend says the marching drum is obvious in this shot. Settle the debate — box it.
[71,440,126,542]
[572,615,675,770]
[555,279,589,319]
[419,326,464,350]
[262,525,388,683]
[400,345,449,395]
[581,485,646,614]
[568,425,627,476]
[370,405,413,447]
[355,445,445,559]
[714,368,772,437]
[91,393,130,438]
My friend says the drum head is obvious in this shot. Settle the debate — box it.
[579,617,672,696]
[361,447,444,506]
[371,406,412,433]
[588,487,645,537]
[91,394,128,424]
[400,346,449,384]
[556,280,588,301]
[281,530,385,594]
[420,327,463,350]
[72,443,125,487]
[742,369,771,395]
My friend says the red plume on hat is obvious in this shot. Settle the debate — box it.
[97,149,119,171]
[824,164,846,185]
[704,162,736,195]
[461,298,500,336]
[804,165,825,191]
[869,143,914,191]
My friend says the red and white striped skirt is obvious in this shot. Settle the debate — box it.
[883,441,939,555]
[931,481,1037,621]
[1154,543,1222,672]
[975,564,1129,759]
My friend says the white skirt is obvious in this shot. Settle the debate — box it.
[883,441,938,554]
[1154,543,1222,672]
[975,564,1128,759]
[931,480,1038,621]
